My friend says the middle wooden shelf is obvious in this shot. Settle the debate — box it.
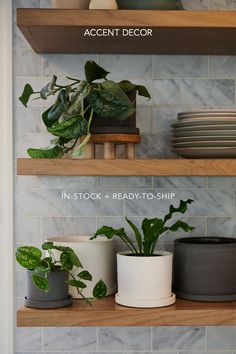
[17,158,236,176]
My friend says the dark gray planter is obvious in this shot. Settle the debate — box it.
[117,0,183,10]
[25,270,72,308]
[173,237,236,302]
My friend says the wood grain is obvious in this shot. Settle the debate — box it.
[17,10,236,54]
[17,159,236,176]
[17,296,236,327]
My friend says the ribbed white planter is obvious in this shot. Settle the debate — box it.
[115,251,176,308]
[89,0,118,9]
[47,236,117,298]
[52,0,90,9]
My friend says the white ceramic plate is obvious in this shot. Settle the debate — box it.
[173,124,236,132]
[172,141,236,148]
[173,147,236,158]
[172,136,236,142]
[173,130,236,137]
[171,118,236,129]
[178,109,236,117]
[178,113,236,120]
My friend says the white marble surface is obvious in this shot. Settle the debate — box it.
[43,328,97,351]
[98,327,152,351]
[154,55,208,78]
[180,79,235,106]
[207,327,236,350]
[153,327,206,350]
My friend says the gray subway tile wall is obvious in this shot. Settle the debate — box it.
[14,0,236,353]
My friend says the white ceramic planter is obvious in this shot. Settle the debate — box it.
[47,236,117,298]
[115,251,176,308]
[52,0,90,9]
[89,0,118,9]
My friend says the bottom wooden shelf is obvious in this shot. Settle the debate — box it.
[17,296,236,327]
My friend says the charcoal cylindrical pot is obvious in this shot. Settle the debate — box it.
[117,0,183,10]
[25,270,72,309]
[174,237,236,302]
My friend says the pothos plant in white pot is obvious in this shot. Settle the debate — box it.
[92,199,195,308]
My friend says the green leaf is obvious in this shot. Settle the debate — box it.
[125,217,143,255]
[164,220,195,233]
[44,89,69,127]
[67,279,87,289]
[16,246,42,270]
[93,279,107,299]
[19,84,34,107]
[34,260,51,273]
[32,274,49,292]
[52,245,74,252]
[119,80,151,99]
[85,61,110,83]
[163,199,194,225]
[78,270,92,281]
[92,226,123,240]
[91,226,138,254]
[40,75,57,100]
[42,242,54,250]
[141,218,164,256]
[47,115,88,140]
[69,251,83,268]
[90,80,135,121]
[60,252,73,270]
[42,106,54,127]
[27,145,63,159]
[63,81,90,118]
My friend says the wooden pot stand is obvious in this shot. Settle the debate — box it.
[84,133,141,159]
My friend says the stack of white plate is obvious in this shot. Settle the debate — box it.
[171,110,236,158]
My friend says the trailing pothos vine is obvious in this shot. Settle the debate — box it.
[19,61,151,158]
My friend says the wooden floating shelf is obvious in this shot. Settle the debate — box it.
[17,296,236,327]
[17,9,236,54]
[17,158,236,176]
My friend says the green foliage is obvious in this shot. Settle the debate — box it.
[84,60,110,83]
[27,146,64,159]
[19,84,34,107]
[92,199,195,256]
[15,242,107,304]
[93,280,107,299]
[19,60,151,158]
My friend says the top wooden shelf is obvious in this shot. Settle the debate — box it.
[17,9,236,54]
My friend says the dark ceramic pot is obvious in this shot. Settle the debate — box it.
[173,237,236,302]
[25,270,72,308]
[117,0,183,10]
[89,89,139,134]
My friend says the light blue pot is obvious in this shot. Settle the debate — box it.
[117,0,183,10]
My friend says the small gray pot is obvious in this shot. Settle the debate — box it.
[173,237,236,302]
[25,270,72,308]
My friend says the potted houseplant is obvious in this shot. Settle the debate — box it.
[46,236,117,298]
[52,0,90,8]
[16,241,107,308]
[91,199,194,308]
[117,0,184,10]
[19,60,150,158]
[174,237,236,302]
